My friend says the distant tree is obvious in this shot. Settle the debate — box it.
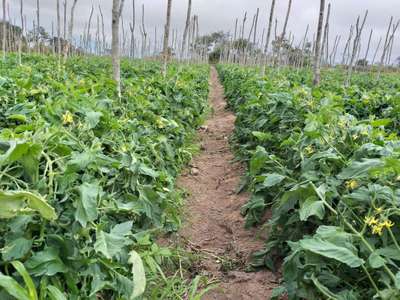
[208,47,222,64]
[0,21,24,52]
[232,38,253,51]
[271,37,312,67]
[356,58,368,67]
[197,31,227,50]
[27,26,49,49]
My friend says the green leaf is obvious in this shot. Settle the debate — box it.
[47,285,67,300]
[376,246,400,261]
[270,286,287,300]
[138,164,159,178]
[0,273,30,300]
[0,190,57,220]
[68,151,95,170]
[88,264,108,296]
[115,272,134,296]
[85,111,102,129]
[11,261,38,300]
[20,144,42,184]
[338,159,383,179]
[25,248,66,276]
[75,182,101,227]
[2,238,32,261]
[260,173,286,189]
[311,274,340,300]
[299,238,364,268]
[111,221,133,236]
[395,272,400,290]
[129,250,146,299]
[249,146,268,176]
[7,114,27,123]
[252,131,272,142]
[315,226,354,248]
[371,119,392,127]
[0,140,29,167]
[299,197,325,221]
[94,230,125,259]
[368,252,386,269]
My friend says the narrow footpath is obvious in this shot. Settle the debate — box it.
[178,67,278,299]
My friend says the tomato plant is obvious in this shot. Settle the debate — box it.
[218,65,400,300]
[0,54,209,299]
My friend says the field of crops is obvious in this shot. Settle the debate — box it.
[218,65,400,299]
[0,54,209,299]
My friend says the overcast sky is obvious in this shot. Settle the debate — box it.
[7,0,400,62]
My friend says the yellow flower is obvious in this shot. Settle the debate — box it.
[375,206,384,214]
[383,219,394,229]
[338,120,346,129]
[345,180,358,190]
[364,216,379,226]
[304,145,314,155]
[62,111,74,125]
[372,224,384,236]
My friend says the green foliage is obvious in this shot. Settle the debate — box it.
[0,54,210,299]
[218,64,400,299]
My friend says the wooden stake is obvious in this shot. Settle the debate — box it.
[162,0,172,76]
[112,0,126,97]
[313,0,325,86]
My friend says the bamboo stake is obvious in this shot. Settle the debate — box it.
[63,1,67,40]
[129,0,135,58]
[18,0,23,64]
[253,8,260,46]
[98,4,106,55]
[379,16,393,70]
[265,0,275,54]
[281,0,292,41]
[86,4,94,52]
[371,37,382,65]
[341,25,354,65]
[181,0,192,59]
[241,12,247,40]
[363,29,373,66]
[65,0,78,59]
[57,0,61,62]
[346,10,368,85]
[321,3,331,65]
[36,0,40,53]
[141,4,147,58]
[121,15,126,56]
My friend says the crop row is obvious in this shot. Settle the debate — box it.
[0,54,209,299]
[218,65,400,300]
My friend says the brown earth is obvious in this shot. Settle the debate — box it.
[177,67,279,299]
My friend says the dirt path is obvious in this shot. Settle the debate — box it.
[178,67,278,299]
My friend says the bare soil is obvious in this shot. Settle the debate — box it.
[177,67,279,299]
